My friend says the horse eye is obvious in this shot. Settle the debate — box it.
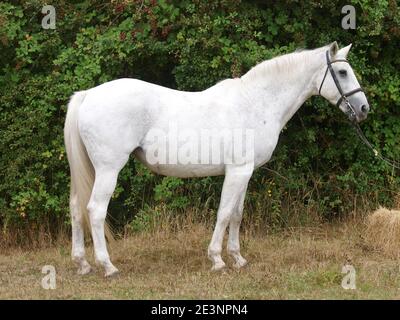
[339,69,347,76]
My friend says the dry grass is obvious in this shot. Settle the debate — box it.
[364,207,400,258]
[1,217,400,299]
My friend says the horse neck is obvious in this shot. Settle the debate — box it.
[241,49,325,130]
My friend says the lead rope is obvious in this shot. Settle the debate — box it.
[344,99,400,170]
[351,121,400,170]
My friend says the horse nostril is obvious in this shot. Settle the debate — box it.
[361,104,369,113]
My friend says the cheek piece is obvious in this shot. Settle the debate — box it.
[318,50,364,122]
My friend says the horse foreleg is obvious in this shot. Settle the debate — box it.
[227,191,248,269]
[208,167,252,271]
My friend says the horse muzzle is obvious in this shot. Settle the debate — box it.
[344,100,369,123]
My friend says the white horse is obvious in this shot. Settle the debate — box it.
[64,42,369,277]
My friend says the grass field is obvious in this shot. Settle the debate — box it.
[1,219,400,299]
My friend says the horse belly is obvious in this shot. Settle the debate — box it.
[133,148,225,177]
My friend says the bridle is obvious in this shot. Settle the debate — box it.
[318,50,400,170]
[318,50,364,122]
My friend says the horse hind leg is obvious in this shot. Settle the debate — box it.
[70,191,92,275]
[86,143,132,277]
[87,165,125,277]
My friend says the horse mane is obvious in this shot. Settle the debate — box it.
[241,46,327,83]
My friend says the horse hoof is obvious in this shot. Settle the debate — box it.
[211,262,226,272]
[105,268,120,278]
[233,258,248,269]
[77,264,92,275]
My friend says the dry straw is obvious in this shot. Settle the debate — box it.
[365,206,400,258]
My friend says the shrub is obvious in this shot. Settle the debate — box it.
[0,0,399,235]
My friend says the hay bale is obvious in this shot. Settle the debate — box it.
[365,207,400,256]
[364,207,400,257]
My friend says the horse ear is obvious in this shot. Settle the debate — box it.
[329,41,339,57]
[337,43,352,58]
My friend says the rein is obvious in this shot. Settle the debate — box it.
[319,50,400,171]
[352,121,400,170]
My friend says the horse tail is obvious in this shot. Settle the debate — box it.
[64,91,114,242]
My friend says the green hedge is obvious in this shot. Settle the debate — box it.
[0,0,399,232]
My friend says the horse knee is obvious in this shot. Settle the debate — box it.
[87,199,106,222]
